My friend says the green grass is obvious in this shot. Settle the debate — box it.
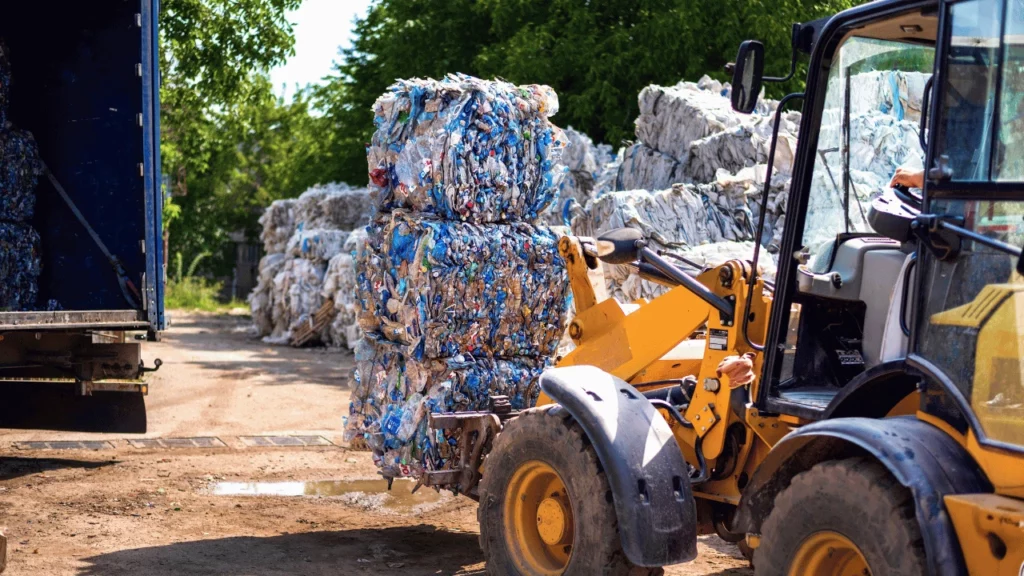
[165,252,249,312]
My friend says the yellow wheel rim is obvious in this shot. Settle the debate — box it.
[788,531,872,576]
[504,460,574,575]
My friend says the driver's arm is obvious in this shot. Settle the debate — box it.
[889,167,925,189]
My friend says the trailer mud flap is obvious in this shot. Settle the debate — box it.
[541,365,697,567]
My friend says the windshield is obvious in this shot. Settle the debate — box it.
[803,37,934,272]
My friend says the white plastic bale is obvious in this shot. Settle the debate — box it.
[849,70,929,123]
[613,143,686,192]
[286,228,350,262]
[683,114,800,183]
[634,78,746,160]
[293,183,372,232]
[258,199,296,254]
[249,253,288,337]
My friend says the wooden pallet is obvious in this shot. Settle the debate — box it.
[289,300,337,347]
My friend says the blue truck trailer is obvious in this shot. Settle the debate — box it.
[0,1,164,437]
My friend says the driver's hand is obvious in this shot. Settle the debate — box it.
[889,167,925,189]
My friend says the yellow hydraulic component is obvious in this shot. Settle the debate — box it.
[504,460,574,575]
[787,531,871,576]
[946,493,1024,575]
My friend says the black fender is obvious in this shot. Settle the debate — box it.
[822,360,919,418]
[540,365,697,567]
[734,416,990,576]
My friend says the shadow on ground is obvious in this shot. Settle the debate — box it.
[78,525,485,576]
[0,457,116,481]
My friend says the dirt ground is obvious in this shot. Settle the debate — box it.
[0,312,751,575]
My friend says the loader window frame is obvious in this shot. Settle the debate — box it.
[758,2,942,419]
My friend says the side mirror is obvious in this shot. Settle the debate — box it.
[1017,246,1024,277]
[731,40,765,114]
[596,228,645,265]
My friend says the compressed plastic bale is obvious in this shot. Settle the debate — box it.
[321,227,370,348]
[683,114,800,183]
[249,253,288,337]
[0,222,40,310]
[850,70,929,123]
[0,40,9,123]
[0,127,44,222]
[367,74,568,222]
[259,199,296,254]
[613,143,686,192]
[285,258,328,338]
[635,79,746,160]
[286,228,349,262]
[345,338,547,478]
[293,183,372,231]
[357,212,571,360]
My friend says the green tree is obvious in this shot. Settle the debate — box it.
[319,0,867,185]
[159,0,327,275]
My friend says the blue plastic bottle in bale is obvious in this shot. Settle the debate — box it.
[367,74,568,223]
[0,126,44,222]
[0,222,40,310]
[345,338,548,478]
[356,211,571,360]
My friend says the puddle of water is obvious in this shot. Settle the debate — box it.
[211,479,445,513]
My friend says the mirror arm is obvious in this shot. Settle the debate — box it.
[641,248,734,319]
[764,26,801,84]
[742,91,805,352]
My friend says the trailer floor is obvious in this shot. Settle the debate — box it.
[0,312,751,575]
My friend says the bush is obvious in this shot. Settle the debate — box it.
[164,251,245,312]
[164,276,225,311]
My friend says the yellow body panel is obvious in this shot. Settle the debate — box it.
[946,493,1024,575]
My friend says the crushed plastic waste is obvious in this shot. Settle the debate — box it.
[367,74,568,222]
[0,45,44,310]
[346,338,547,479]
[0,39,9,124]
[0,222,40,310]
[294,183,373,232]
[348,76,573,480]
[356,212,571,360]
[287,228,350,262]
[259,199,296,254]
[250,183,371,347]
[322,228,369,349]
[547,127,613,224]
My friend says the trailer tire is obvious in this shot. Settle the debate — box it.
[754,456,927,575]
[478,405,662,576]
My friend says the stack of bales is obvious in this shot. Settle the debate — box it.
[249,183,372,347]
[0,41,44,311]
[578,70,925,303]
[346,74,572,479]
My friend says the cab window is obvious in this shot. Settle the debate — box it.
[922,0,1024,447]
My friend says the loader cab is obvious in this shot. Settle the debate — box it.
[751,0,1024,449]
[751,5,941,421]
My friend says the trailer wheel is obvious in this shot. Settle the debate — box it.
[478,405,662,576]
[754,456,927,575]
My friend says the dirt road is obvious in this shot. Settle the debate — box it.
[0,312,751,575]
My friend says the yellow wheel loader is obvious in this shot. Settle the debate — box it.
[421,0,1024,573]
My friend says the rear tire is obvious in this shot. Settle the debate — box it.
[754,456,927,575]
[478,405,662,576]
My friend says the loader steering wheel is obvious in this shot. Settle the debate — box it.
[891,184,923,211]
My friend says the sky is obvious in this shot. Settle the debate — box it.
[269,0,373,99]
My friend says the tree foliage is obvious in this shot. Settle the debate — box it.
[316,0,867,187]
[160,0,324,274]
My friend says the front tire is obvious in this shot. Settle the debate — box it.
[478,405,660,576]
[755,456,927,575]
